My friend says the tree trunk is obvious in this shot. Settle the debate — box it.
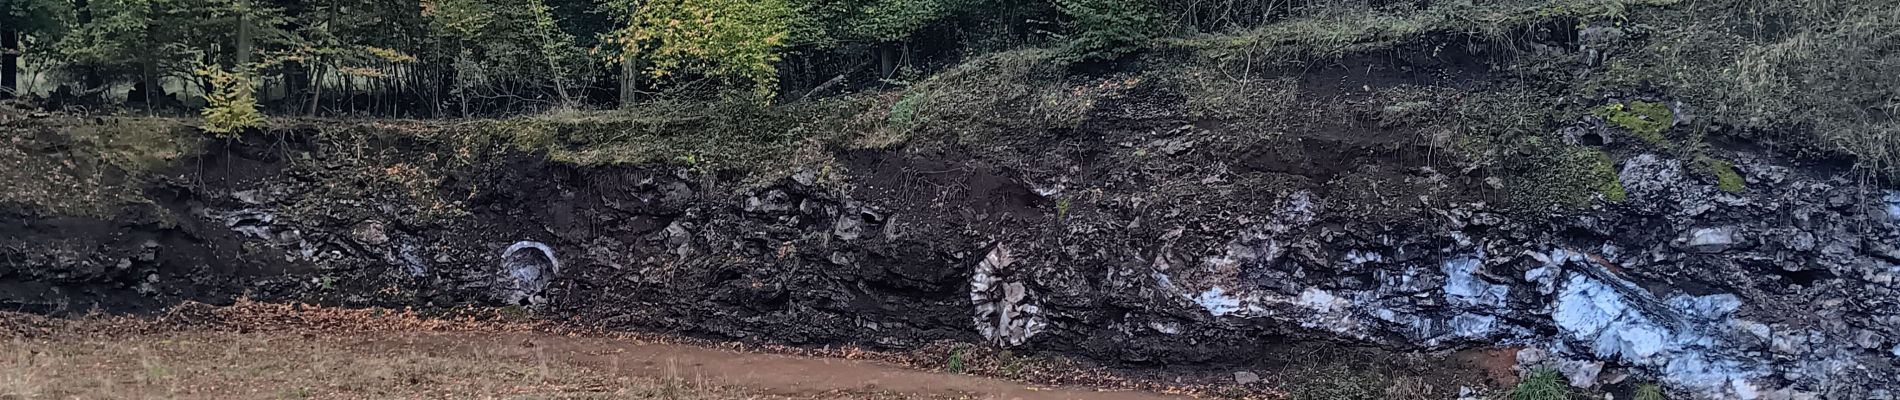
[140,51,158,112]
[618,56,637,108]
[1,30,18,100]
[141,0,160,112]
[235,0,253,68]
[307,63,322,116]
[878,44,897,79]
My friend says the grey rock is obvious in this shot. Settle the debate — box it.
[834,214,864,241]
[1558,359,1605,388]
[1233,371,1260,385]
[1683,227,1738,253]
[1857,330,1886,349]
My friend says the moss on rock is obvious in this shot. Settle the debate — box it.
[1502,139,1627,208]
[1696,156,1745,193]
[1587,150,1628,202]
[1593,101,1673,146]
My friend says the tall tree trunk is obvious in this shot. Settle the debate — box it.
[307,63,322,116]
[1,30,18,100]
[140,0,159,112]
[140,51,158,112]
[878,44,896,79]
[235,0,253,68]
[618,56,637,108]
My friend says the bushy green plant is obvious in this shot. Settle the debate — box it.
[197,64,265,135]
[1054,0,1161,61]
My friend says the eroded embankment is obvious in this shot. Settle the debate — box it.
[6,12,1900,398]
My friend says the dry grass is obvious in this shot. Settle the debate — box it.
[5,331,601,399]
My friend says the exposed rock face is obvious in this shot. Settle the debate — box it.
[6,124,1900,399]
[499,241,559,306]
[971,244,1044,346]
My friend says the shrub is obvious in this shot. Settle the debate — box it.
[197,65,265,136]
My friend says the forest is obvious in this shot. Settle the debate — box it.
[3,0,1897,176]
[0,0,1302,120]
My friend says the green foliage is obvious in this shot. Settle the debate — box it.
[1,0,72,38]
[1054,0,1161,61]
[56,0,167,76]
[527,0,589,104]
[425,0,592,102]
[1696,156,1744,193]
[42,0,298,107]
[850,0,945,42]
[1635,383,1666,400]
[1592,101,1673,145]
[608,0,792,99]
[197,64,265,135]
[1512,369,1572,400]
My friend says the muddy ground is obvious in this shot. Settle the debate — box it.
[0,302,1489,399]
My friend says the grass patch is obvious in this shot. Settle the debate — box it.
[1159,0,1681,68]
[1596,0,1900,178]
[1635,383,1666,400]
[946,346,966,374]
[1511,368,1572,400]
[887,49,1117,152]
[1587,149,1628,202]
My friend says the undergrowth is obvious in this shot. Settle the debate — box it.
[1600,0,1900,177]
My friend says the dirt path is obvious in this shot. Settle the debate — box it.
[3,327,1187,399]
[402,331,1178,400]
[381,332,1184,400]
